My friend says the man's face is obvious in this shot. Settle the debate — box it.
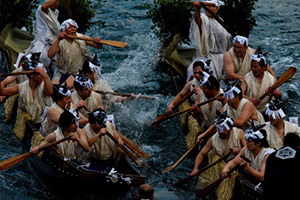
[86,71,96,83]
[78,87,92,99]
[205,5,218,18]
[193,66,203,82]
[233,42,248,58]
[218,128,230,139]
[65,24,77,36]
[50,0,60,10]
[69,118,78,132]
[251,61,264,77]
[31,72,43,85]
[61,96,72,109]
[268,115,282,126]
[202,85,214,98]
[227,95,239,107]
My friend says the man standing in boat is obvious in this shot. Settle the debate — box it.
[223,36,275,80]
[71,74,104,118]
[222,124,275,182]
[190,111,246,200]
[189,0,232,79]
[264,99,300,150]
[32,109,90,161]
[82,108,124,171]
[48,19,103,84]
[26,0,61,73]
[241,49,282,114]
[0,62,53,126]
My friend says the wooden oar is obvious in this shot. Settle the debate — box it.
[174,148,233,187]
[0,70,36,77]
[196,155,251,198]
[118,132,149,158]
[0,135,71,170]
[153,90,195,128]
[93,89,154,100]
[162,125,216,173]
[152,97,216,127]
[259,67,296,100]
[66,35,127,48]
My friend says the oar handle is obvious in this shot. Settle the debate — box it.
[174,149,233,187]
[39,135,72,152]
[66,35,127,48]
[0,70,36,77]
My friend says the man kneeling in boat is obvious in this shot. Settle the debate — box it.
[264,99,300,150]
[40,84,88,136]
[82,109,123,171]
[222,124,274,182]
[190,111,246,200]
[32,109,90,161]
[0,61,53,126]
[166,60,211,114]
[48,19,103,84]
[71,74,104,118]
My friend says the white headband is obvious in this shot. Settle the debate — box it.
[204,0,225,7]
[58,87,71,97]
[215,117,234,133]
[61,19,78,32]
[233,35,249,47]
[199,71,211,86]
[224,86,241,100]
[251,54,267,66]
[75,76,94,89]
[265,103,286,119]
[245,129,264,140]
[14,53,26,68]
[89,62,102,79]
[68,109,81,126]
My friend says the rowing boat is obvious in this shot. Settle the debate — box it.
[0,24,146,190]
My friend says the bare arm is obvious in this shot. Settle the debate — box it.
[222,146,246,178]
[32,132,56,154]
[41,0,59,12]
[239,129,246,147]
[193,1,202,29]
[35,68,53,96]
[109,123,123,146]
[48,32,68,58]
[191,138,213,176]
[76,129,90,152]
[233,102,254,128]
[223,51,244,80]
[83,35,103,49]
[0,83,19,96]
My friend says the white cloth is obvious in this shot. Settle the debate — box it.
[55,33,92,77]
[229,47,255,77]
[189,13,232,79]
[198,89,223,128]
[245,147,275,172]
[244,71,276,113]
[265,121,300,150]
[84,122,116,161]
[55,127,79,160]
[18,81,50,123]
[190,78,201,103]
[71,91,103,118]
[25,5,61,68]
[212,127,241,156]
[224,98,265,131]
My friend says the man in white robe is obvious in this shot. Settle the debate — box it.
[189,0,232,79]
[241,51,282,113]
[264,99,300,150]
[26,0,61,71]
[48,19,103,84]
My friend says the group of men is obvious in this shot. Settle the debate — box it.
[166,0,300,199]
[0,0,136,172]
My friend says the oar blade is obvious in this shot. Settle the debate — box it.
[0,152,33,170]
[100,40,127,48]
[152,112,169,127]
[196,178,222,198]
[162,166,174,173]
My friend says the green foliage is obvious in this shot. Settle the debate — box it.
[147,0,193,47]
[219,0,258,37]
[0,0,39,32]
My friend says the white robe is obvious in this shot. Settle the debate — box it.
[25,5,61,68]
[55,127,79,161]
[229,47,255,77]
[265,121,300,150]
[189,13,232,79]
[245,71,275,113]
[245,147,274,172]
[224,98,265,131]
[189,78,201,103]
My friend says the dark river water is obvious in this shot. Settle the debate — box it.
[0,0,299,199]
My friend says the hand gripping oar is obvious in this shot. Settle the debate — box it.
[258,67,296,101]
[152,97,216,127]
[118,132,149,158]
[153,90,195,128]
[0,70,36,77]
[174,148,233,187]
[66,35,127,48]
[93,89,154,100]
[0,135,71,170]
[196,155,251,198]
[162,125,216,173]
